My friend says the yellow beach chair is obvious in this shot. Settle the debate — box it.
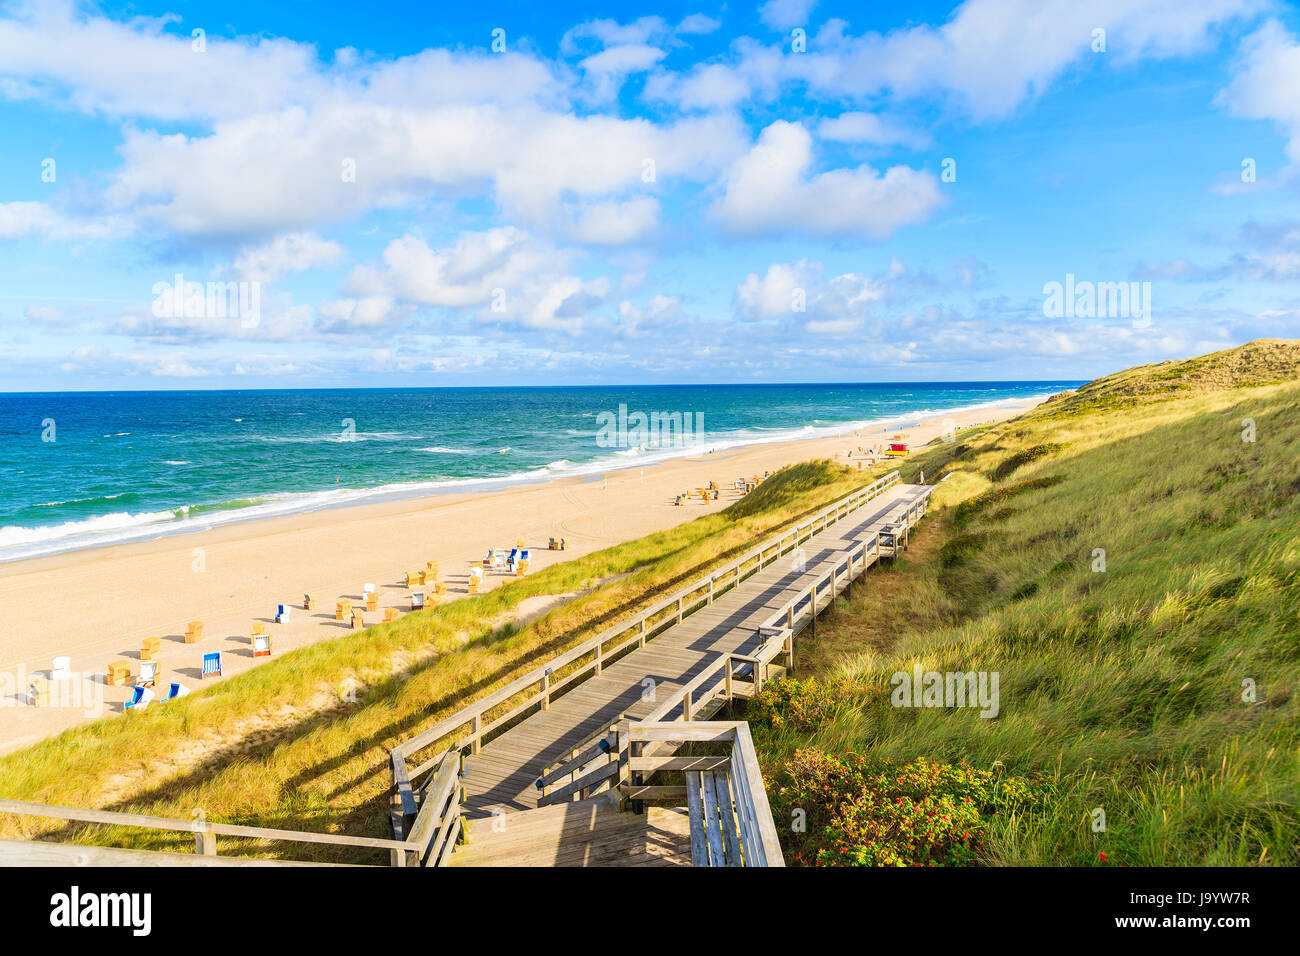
[366,592,379,612]
[351,608,365,629]
[140,637,161,662]
[304,593,317,610]
[336,600,352,621]
[107,660,131,686]
[185,621,204,643]
[384,607,399,623]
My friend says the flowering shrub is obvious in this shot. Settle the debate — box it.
[767,748,1047,867]
[747,677,860,733]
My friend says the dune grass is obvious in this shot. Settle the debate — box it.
[0,455,884,861]
[747,343,1300,866]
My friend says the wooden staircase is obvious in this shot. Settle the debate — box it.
[446,792,691,867]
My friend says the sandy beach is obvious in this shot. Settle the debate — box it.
[0,398,1043,753]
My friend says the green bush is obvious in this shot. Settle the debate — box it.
[767,748,1048,867]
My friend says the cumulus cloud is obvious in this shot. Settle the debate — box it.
[326,228,612,333]
[228,233,344,282]
[736,259,885,336]
[1216,20,1300,165]
[818,111,928,148]
[715,121,943,239]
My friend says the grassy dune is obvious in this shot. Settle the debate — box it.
[0,458,877,861]
[749,340,1300,866]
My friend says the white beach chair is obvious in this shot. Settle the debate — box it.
[51,656,71,680]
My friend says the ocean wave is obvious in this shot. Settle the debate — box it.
[419,446,473,454]
[0,391,1059,564]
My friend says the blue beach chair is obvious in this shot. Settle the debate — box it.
[163,682,190,701]
[201,652,223,678]
[125,686,155,709]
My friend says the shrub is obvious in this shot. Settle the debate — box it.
[768,750,1049,867]
[747,677,860,733]
[990,443,1065,481]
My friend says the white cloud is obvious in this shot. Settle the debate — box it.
[715,121,943,239]
[644,62,751,110]
[561,17,673,55]
[567,198,661,245]
[735,259,885,335]
[676,14,723,36]
[229,233,344,282]
[660,0,1262,121]
[329,228,612,333]
[0,200,125,241]
[818,111,928,148]
[101,106,742,241]
[1216,20,1300,165]
[759,0,818,32]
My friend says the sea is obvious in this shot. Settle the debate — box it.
[0,382,1081,563]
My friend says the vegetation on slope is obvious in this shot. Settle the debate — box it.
[748,340,1300,866]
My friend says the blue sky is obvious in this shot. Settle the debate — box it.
[1,0,1298,389]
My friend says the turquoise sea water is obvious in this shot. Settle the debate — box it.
[0,382,1080,562]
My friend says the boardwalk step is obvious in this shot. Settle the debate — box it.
[448,797,691,867]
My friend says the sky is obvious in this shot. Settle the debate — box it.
[1,0,1298,389]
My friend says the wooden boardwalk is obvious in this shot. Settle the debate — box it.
[460,482,931,819]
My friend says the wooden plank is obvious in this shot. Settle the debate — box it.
[433,815,462,867]
[711,771,742,867]
[733,723,785,867]
[700,771,725,867]
[391,752,418,824]
[0,839,361,867]
[408,755,460,857]
[624,785,688,801]
[628,756,730,772]
[685,773,707,868]
[0,799,412,852]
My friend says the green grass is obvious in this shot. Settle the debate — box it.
[0,456,886,861]
[746,341,1300,866]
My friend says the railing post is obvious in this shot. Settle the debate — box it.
[810,583,817,638]
[724,656,733,702]
[677,596,683,623]
[194,831,217,856]
[541,668,552,711]
[683,690,692,721]
[594,642,603,676]
[471,714,481,754]
[639,618,647,647]
[616,718,631,809]
[708,577,714,605]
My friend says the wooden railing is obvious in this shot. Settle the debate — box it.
[390,470,903,820]
[0,798,420,867]
[401,749,464,867]
[620,721,784,867]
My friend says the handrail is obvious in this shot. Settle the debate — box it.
[392,471,901,777]
[621,721,783,867]
[404,749,464,867]
[0,798,417,866]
